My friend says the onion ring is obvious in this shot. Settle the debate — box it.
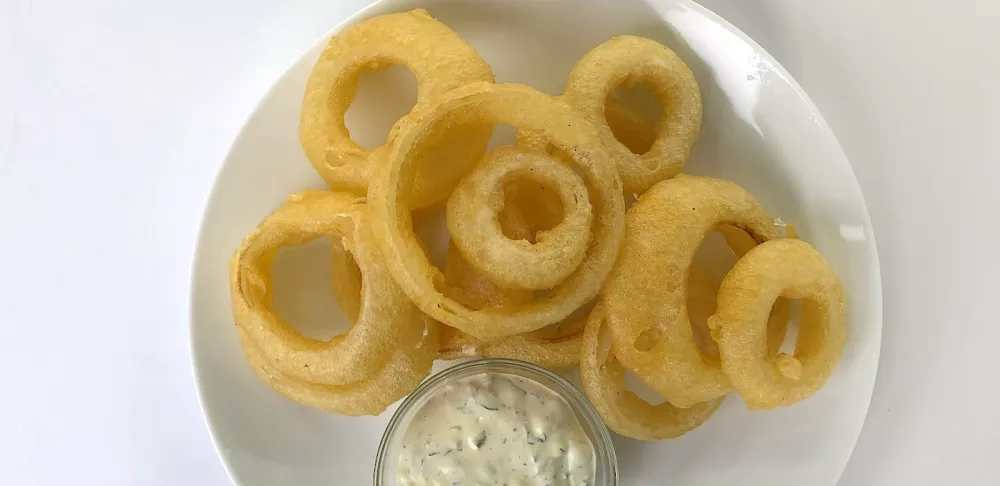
[299,9,494,208]
[230,190,426,385]
[564,35,701,194]
[446,146,592,290]
[580,303,723,440]
[519,36,701,195]
[708,238,846,410]
[237,317,438,416]
[603,175,779,407]
[370,82,624,339]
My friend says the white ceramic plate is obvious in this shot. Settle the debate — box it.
[190,0,882,484]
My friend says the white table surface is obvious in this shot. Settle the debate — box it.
[1,0,997,484]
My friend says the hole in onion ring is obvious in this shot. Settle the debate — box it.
[487,123,568,244]
[780,299,803,355]
[497,177,566,243]
[633,327,662,352]
[330,240,362,324]
[271,236,352,341]
[344,64,417,149]
[412,207,449,271]
[415,208,464,299]
[488,123,519,149]
[623,370,667,406]
[606,81,662,155]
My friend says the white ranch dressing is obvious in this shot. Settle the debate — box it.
[397,372,596,485]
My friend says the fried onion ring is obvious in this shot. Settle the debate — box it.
[370,82,624,339]
[564,36,701,194]
[580,303,723,440]
[237,317,438,416]
[299,9,494,208]
[519,36,701,195]
[603,175,779,407]
[708,238,846,410]
[230,190,425,385]
[447,146,592,290]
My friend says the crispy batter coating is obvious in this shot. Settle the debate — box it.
[709,239,846,410]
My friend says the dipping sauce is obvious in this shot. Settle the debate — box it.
[397,372,596,485]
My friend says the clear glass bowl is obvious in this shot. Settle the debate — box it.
[374,358,619,485]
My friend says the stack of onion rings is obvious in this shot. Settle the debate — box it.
[369,82,624,339]
[228,10,848,430]
[602,175,781,407]
[430,98,656,367]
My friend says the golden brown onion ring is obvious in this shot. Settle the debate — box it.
[580,304,723,440]
[237,317,438,416]
[520,36,701,195]
[564,36,701,194]
[708,238,846,410]
[603,175,779,407]
[230,190,425,385]
[299,9,494,208]
[447,146,592,290]
[370,82,624,339]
